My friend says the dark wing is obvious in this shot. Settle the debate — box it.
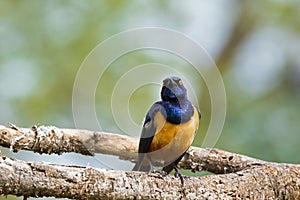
[132,102,162,171]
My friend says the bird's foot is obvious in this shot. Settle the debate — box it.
[174,166,184,185]
[149,169,168,181]
[150,169,168,176]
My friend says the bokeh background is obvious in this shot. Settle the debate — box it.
[0,1,300,199]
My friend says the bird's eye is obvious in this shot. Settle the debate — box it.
[178,79,183,85]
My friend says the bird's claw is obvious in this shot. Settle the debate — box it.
[174,167,185,185]
[150,169,168,176]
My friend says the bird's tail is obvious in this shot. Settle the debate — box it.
[132,155,151,171]
[132,163,151,172]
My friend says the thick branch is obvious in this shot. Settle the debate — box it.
[0,125,300,199]
[0,125,137,158]
[0,125,299,174]
[0,155,299,200]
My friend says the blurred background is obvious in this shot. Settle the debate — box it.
[0,1,300,199]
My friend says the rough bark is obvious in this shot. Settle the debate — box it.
[0,125,293,174]
[0,124,137,159]
[0,155,299,200]
[0,125,300,199]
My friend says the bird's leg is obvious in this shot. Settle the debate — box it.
[146,156,167,176]
[149,162,159,173]
[162,162,185,185]
[173,166,184,185]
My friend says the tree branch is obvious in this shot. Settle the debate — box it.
[0,125,271,173]
[0,154,299,199]
[0,124,300,199]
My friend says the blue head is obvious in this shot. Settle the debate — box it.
[161,76,187,102]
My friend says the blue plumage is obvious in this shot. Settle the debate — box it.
[160,101,194,124]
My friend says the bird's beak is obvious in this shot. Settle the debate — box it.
[163,78,176,87]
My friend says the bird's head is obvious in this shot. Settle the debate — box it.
[161,76,187,102]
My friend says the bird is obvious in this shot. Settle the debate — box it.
[132,76,201,185]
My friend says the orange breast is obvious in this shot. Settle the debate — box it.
[148,106,199,163]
